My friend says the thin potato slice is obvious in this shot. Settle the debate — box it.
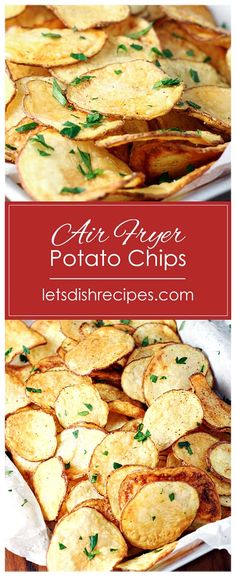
[154,20,210,63]
[6,61,49,81]
[5,367,30,415]
[143,390,203,449]
[6,408,57,461]
[6,5,62,29]
[55,383,109,428]
[106,16,158,44]
[180,86,231,133]
[107,400,144,419]
[120,419,143,433]
[5,320,46,364]
[5,68,15,106]
[89,430,158,495]
[106,412,129,432]
[144,344,208,405]
[76,497,118,526]
[180,22,230,49]
[5,6,26,19]
[58,338,78,359]
[159,58,226,89]
[17,128,143,202]
[190,374,231,430]
[5,26,107,67]
[5,117,44,162]
[166,452,182,468]
[206,442,231,482]
[6,76,48,132]
[66,60,184,120]
[25,370,91,412]
[65,479,103,513]
[36,355,65,372]
[60,320,93,341]
[28,320,65,365]
[107,465,151,520]
[65,327,134,375]
[94,382,140,405]
[24,79,123,140]
[149,5,216,27]
[116,542,177,571]
[133,322,181,347]
[47,506,128,571]
[121,357,151,402]
[48,5,130,31]
[120,480,199,549]
[97,129,223,149]
[130,141,226,182]
[172,432,231,496]
[56,424,107,479]
[33,457,67,521]
[127,342,167,363]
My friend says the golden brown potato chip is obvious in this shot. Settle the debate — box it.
[154,20,210,63]
[97,129,223,149]
[60,320,93,340]
[166,452,182,468]
[120,419,143,433]
[6,61,49,81]
[106,412,129,432]
[5,26,107,67]
[5,367,30,415]
[65,326,134,375]
[5,67,15,107]
[94,382,135,404]
[6,408,57,461]
[89,430,158,495]
[55,383,109,428]
[120,480,199,549]
[107,400,144,419]
[24,79,123,140]
[172,432,231,496]
[6,76,47,132]
[6,5,62,29]
[130,141,226,182]
[133,322,181,347]
[206,441,231,483]
[25,369,91,412]
[47,506,128,571]
[160,58,226,89]
[143,390,203,449]
[57,337,78,359]
[5,117,44,162]
[143,344,209,405]
[65,479,103,513]
[48,5,129,30]
[5,5,26,19]
[35,354,65,372]
[67,60,184,120]
[121,357,151,403]
[56,423,107,478]
[180,86,231,134]
[190,373,231,430]
[27,320,65,365]
[116,542,177,571]
[107,465,151,520]
[5,320,46,364]
[33,457,67,521]
[180,22,230,50]
[17,128,143,201]
[149,5,216,27]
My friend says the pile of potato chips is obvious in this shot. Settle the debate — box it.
[5,5,231,201]
[5,319,231,571]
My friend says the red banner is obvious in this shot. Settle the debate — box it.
[5,202,230,319]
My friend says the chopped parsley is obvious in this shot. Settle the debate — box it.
[26,387,42,393]
[150,374,158,383]
[52,78,67,106]
[162,48,173,58]
[126,21,154,39]
[186,100,201,110]
[37,149,51,157]
[90,473,98,483]
[103,450,109,456]
[186,49,195,57]
[6,143,17,150]
[155,60,161,67]
[178,441,193,455]
[30,133,54,150]
[152,515,156,521]
[176,100,185,107]
[78,148,104,180]
[178,321,186,331]
[60,121,81,138]
[70,75,95,86]
[186,163,195,173]
[78,410,89,416]
[120,319,130,325]
[95,320,105,327]
[203,56,211,63]
[30,366,38,373]
[5,347,13,358]
[65,462,71,470]
[83,533,101,560]
[175,356,187,364]
[70,52,87,61]
[169,493,175,501]
[84,403,93,411]
[200,364,205,373]
[153,77,180,89]
[130,43,143,51]
[117,43,128,53]
[72,430,79,438]
[59,543,67,550]
[113,462,122,469]
[21,498,28,507]
[60,187,86,194]
[141,336,149,347]
[189,68,200,83]
[157,171,172,184]
[15,122,39,133]
[114,69,123,75]
[134,423,151,443]
[42,32,61,39]
[82,111,104,128]
[110,548,118,552]
[6,470,13,476]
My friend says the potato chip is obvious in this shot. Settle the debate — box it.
[65,326,134,375]
[6,117,44,162]
[97,129,223,149]
[180,22,230,50]
[107,400,145,419]
[6,5,62,29]
[67,60,184,120]
[33,457,67,520]
[47,506,128,571]
[5,6,26,19]
[181,86,231,134]
[119,466,221,526]
[6,26,107,67]
[12,451,42,481]
[6,76,46,132]
[161,58,226,89]
[106,412,129,432]
[17,128,143,201]
[121,357,150,402]
[9,364,33,384]
[89,430,158,495]
[120,419,143,433]
[190,373,231,429]
[48,5,129,30]
[5,68,15,107]
[149,5,216,27]
[133,322,181,347]
[130,141,226,182]
[116,542,177,571]
[35,354,65,372]
[106,15,158,45]
[56,423,107,478]
[120,480,199,549]
[6,408,57,461]
[143,344,209,405]
[55,383,109,428]
[206,441,231,483]
[65,479,103,513]
[172,432,231,496]
[5,367,30,415]
[154,20,210,63]
[107,465,151,520]
[25,369,91,412]
[27,320,65,365]
[6,61,49,81]
[143,390,203,449]
[60,320,93,340]
[5,320,46,364]
[24,79,123,140]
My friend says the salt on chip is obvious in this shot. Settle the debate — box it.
[116,542,177,571]
[28,319,65,365]
[143,390,203,449]
[17,128,143,202]
[65,479,103,513]
[5,367,30,415]
[181,86,231,134]
[133,322,181,347]
[5,26,107,67]
[5,320,46,364]
[6,408,57,461]
[5,5,26,19]
[120,480,199,549]
[89,430,158,495]
[56,423,107,479]
[190,373,231,430]
[55,383,109,428]
[65,326,134,375]
[143,344,209,405]
[48,5,130,31]
[33,456,67,521]
[24,79,123,140]
[206,441,231,483]
[25,369,91,412]
[66,60,184,120]
[47,506,128,571]
[107,465,151,520]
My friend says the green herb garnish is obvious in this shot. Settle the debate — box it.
[130,43,143,51]
[60,121,81,138]
[59,543,67,550]
[65,462,70,470]
[153,77,180,89]
[60,187,86,194]
[70,52,87,61]
[30,133,54,150]
[6,143,17,150]
[134,423,151,443]
[186,100,201,110]
[189,68,200,83]
[73,430,79,438]
[178,441,193,455]
[186,49,195,57]
[113,462,122,469]
[141,336,149,347]
[5,347,13,358]
[169,493,175,501]
[21,498,28,507]
[90,473,98,483]
[114,69,123,75]
[15,122,39,133]
[78,148,104,180]
[117,43,128,53]
[175,356,187,364]
[42,32,61,39]
[203,56,211,63]
[52,78,67,106]
[26,387,42,393]
[126,21,154,39]
[150,374,158,383]
[70,75,95,86]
